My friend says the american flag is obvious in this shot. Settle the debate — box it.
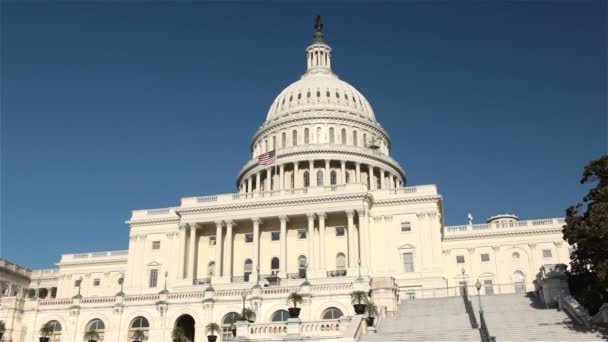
[258,150,276,165]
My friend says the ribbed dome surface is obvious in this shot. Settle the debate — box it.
[265,72,376,122]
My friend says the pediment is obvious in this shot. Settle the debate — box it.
[398,244,416,250]
[147,261,162,266]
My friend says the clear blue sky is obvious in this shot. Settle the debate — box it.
[2,2,606,269]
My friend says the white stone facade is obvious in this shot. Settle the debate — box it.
[0,21,571,342]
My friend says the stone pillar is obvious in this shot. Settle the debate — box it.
[357,210,369,271]
[224,221,234,282]
[252,218,261,281]
[347,210,357,268]
[307,213,316,272]
[294,162,299,189]
[247,177,252,194]
[214,220,223,278]
[266,168,272,191]
[369,165,376,190]
[356,163,361,184]
[255,172,261,192]
[188,223,197,280]
[341,160,346,184]
[309,160,314,185]
[318,212,327,273]
[279,216,288,277]
[280,164,285,190]
[379,169,385,189]
[324,159,330,185]
[177,225,187,279]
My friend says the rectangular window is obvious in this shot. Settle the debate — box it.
[298,229,307,239]
[271,231,280,241]
[481,253,490,262]
[484,279,494,295]
[74,279,81,287]
[93,279,101,287]
[245,233,253,243]
[401,222,411,232]
[152,241,161,250]
[456,255,465,264]
[209,236,216,246]
[543,249,552,258]
[403,252,414,272]
[336,227,345,237]
[149,269,158,288]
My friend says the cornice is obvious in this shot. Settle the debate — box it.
[57,259,128,268]
[373,195,442,207]
[442,227,563,241]
[125,217,180,227]
[177,192,370,216]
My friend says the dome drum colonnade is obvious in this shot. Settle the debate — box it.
[237,21,405,195]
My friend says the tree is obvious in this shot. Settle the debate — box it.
[562,155,608,313]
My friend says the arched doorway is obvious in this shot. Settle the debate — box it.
[175,314,195,342]
[513,271,526,293]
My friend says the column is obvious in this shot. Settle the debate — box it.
[215,220,223,278]
[309,160,314,185]
[379,169,385,189]
[188,223,197,280]
[266,168,272,191]
[279,216,288,277]
[225,220,234,280]
[177,225,187,279]
[346,210,356,268]
[247,177,252,194]
[252,218,261,281]
[340,160,346,184]
[255,172,261,192]
[306,213,316,272]
[369,165,376,190]
[355,163,361,183]
[391,175,396,189]
[318,212,327,272]
[294,162,299,189]
[280,164,285,190]
[357,210,369,270]
[324,159,330,185]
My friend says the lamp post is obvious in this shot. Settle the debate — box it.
[301,262,310,286]
[461,267,466,296]
[475,279,483,313]
[240,290,248,321]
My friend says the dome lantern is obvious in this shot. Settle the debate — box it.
[306,16,332,73]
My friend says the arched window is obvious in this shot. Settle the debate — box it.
[264,139,268,152]
[292,130,298,146]
[321,307,343,320]
[281,132,286,148]
[317,170,324,186]
[244,259,252,282]
[222,312,241,340]
[271,310,289,322]
[353,131,358,146]
[363,133,367,147]
[513,271,526,293]
[129,316,150,341]
[271,257,280,274]
[303,171,310,188]
[330,171,337,185]
[316,127,322,143]
[336,253,346,272]
[304,128,310,144]
[45,320,62,342]
[512,252,520,260]
[86,319,105,340]
[341,129,346,144]
[298,256,307,278]
[208,262,215,277]
[329,127,335,143]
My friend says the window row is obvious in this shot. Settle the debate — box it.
[454,249,555,264]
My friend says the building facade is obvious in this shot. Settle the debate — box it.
[0,21,570,342]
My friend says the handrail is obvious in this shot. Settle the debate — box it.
[462,285,478,329]
[558,295,592,328]
[479,310,496,342]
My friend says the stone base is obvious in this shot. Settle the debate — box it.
[286,317,301,335]
[212,276,232,285]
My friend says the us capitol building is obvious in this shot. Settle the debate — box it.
[1,19,571,342]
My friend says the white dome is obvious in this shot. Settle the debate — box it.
[266,72,377,122]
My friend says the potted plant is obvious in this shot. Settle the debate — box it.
[365,300,378,327]
[243,307,256,323]
[287,292,304,318]
[351,290,368,315]
[83,328,100,342]
[0,320,5,341]
[172,326,185,342]
[205,322,221,342]
[131,329,147,342]
[39,322,53,342]
[230,322,237,337]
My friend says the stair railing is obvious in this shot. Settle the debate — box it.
[461,285,478,329]
[479,309,496,342]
